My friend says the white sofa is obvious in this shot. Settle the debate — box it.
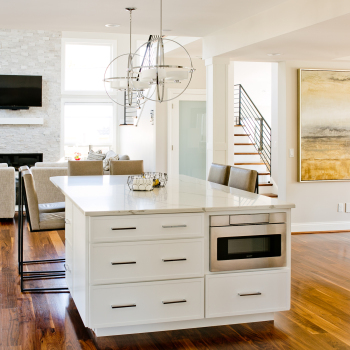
[0,163,15,219]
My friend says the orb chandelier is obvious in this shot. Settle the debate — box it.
[104,8,149,107]
[130,0,195,103]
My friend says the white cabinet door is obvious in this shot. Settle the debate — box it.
[205,269,290,318]
[65,239,73,295]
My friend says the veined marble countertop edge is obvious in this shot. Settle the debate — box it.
[50,175,295,216]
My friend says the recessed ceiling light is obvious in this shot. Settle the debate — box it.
[105,24,120,28]
[267,53,281,56]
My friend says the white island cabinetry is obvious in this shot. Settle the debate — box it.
[53,175,294,337]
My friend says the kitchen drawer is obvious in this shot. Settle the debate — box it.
[90,278,204,328]
[65,239,73,295]
[205,269,290,318]
[90,239,204,284]
[229,213,286,225]
[210,213,286,227]
[89,213,203,243]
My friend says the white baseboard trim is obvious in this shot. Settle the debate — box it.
[292,221,350,233]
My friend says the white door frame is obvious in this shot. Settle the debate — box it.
[167,89,206,176]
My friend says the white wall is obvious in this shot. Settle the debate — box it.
[0,29,61,161]
[234,62,272,125]
[119,100,157,172]
[156,57,206,172]
[278,60,350,231]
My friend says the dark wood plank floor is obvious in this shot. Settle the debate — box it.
[2,217,350,349]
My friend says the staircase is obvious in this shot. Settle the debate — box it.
[120,35,160,126]
[234,84,277,198]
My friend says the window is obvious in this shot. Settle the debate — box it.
[62,38,118,159]
[64,42,113,92]
[63,102,114,159]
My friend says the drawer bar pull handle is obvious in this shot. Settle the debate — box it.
[162,299,187,305]
[238,292,262,297]
[111,227,136,231]
[162,225,187,229]
[111,304,136,309]
[162,258,187,262]
[111,261,136,265]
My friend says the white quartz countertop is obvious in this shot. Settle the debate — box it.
[50,175,295,216]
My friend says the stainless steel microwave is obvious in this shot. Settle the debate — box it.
[210,213,287,272]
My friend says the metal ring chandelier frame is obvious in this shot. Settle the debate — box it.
[131,36,195,103]
[104,52,150,108]
[103,8,150,108]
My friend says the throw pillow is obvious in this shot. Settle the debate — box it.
[103,150,118,170]
[104,154,119,171]
[87,150,106,161]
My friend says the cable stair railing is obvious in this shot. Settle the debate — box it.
[234,84,271,174]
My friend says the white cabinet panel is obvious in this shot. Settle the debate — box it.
[90,239,204,284]
[65,239,73,295]
[65,198,73,245]
[205,269,290,318]
[90,278,204,328]
[90,213,203,243]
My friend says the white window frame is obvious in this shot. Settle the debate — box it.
[61,97,117,159]
[61,38,117,96]
[61,38,119,159]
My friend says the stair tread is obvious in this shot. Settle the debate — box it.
[235,162,265,165]
[234,152,259,155]
[234,134,250,136]
[259,183,273,186]
[234,143,255,145]
[234,124,245,127]
[258,172,270,175]
[262,193,278,198]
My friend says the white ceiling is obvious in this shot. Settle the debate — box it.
[222,12,350,62]
[0,0,287,37]
[166,39,203,59]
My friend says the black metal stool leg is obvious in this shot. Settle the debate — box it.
[20,174,68,293]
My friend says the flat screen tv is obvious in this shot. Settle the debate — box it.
[0,75,42,110]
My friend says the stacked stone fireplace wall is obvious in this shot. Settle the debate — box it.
[0,29,61,161]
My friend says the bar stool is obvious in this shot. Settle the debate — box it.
[227,166,258,193]
[68,160,103,176]
[207,163,230,186]
[19,169,68,292]
[110,160,144,175]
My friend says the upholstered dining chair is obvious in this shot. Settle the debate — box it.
[207,163,230,186]
[227,166,258,193]
[68,160,103,176]
[19,169,67,292]
[110,160,144,175]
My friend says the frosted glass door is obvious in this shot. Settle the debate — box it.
[179,101,206,180]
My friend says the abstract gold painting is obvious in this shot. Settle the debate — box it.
[298,69,350,181]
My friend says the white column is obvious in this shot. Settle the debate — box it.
[205,57,230,175]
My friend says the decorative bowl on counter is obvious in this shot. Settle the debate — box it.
[127,173,168,191]
[143,172,168,188]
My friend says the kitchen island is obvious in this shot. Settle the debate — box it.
[51,175,294,337]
